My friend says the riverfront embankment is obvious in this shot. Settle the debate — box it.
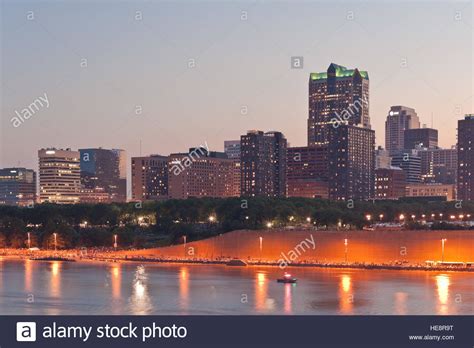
[1,229,473,272]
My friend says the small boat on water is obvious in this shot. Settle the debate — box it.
[277,273,297,284]
[226,259,247,266]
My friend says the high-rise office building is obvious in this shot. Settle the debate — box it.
[131,155,168,201]
[404,128,438,150]
[79,148,127,202]
[286,146,328,198]
[375,167,406,200]
[391,151,422,184]
[419,147,457,184]
[385,106,420,155]
[240,130,287,197]
[457,114,474,201]
[308,63,370,146]
[38,148,81,204]
[224,140,241,196]
[0,168,36,206]
[168,148,237,199]
[308,63,374,201]
[328,125,375,200]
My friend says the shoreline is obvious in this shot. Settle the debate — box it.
[1,250,473,273]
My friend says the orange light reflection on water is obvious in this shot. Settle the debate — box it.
[24,259,33,292]
[339,274,353,314]
[110,264,121,299]
[179,267,189,311]
[50,261,61,297]
[255,271,268,311]
[436,274,450,314]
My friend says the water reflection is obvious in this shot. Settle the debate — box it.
[179,267,189,311]
[50,262,61,297]
[436,274,450,314]
[129,265,153,314]
[24,259,33,292]
[394,292,408,315]
[110,264,121,299]
[0,260,472,315]
[284,284,292,314]
[339,274,353,314]
[254,271,268,311]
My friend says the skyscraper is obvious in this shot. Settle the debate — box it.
[328,125,375,200]
[79,148,127,202]
[404,127,438,150]
[240,130,287,197]
[224,140,241,196]
[457,114,474,201]
[385,106,420,155]
[131,155,168,201]
[308,63,374,201]
[308,63,370,146]
[0,168,36,206]
[38,148,81,204]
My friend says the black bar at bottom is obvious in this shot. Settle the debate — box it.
[2,315,473,348]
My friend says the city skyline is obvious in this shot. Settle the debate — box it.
[1,1,472,172]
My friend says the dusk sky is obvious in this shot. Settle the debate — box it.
[1,0,472,173]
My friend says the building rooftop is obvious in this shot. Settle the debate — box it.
[310,63,369,81]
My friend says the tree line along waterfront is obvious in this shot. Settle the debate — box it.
[0,197,473,250]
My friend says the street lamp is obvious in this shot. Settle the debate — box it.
[365,214,372,222]
[53,233,57,251]
[344,238,348,263]
[399,214,405,221]
[113,234,118,251]
[441,238,447,262]
[266,222,273,228]
[306,217,311,223]
[379,214,384,221]
[208,215,216,223]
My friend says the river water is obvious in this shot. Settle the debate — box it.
[0,259,472,315]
